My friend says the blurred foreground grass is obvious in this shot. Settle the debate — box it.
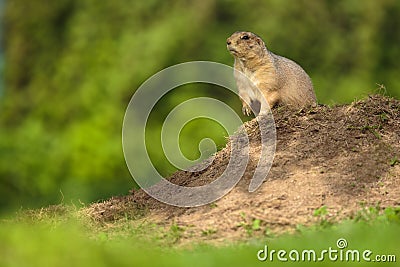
[1,206,399,267]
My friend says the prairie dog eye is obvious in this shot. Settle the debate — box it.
[241,35,250,40]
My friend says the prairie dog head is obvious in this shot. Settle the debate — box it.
[226,31,266,60]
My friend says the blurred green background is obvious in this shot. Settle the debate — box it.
[0,0,399,212]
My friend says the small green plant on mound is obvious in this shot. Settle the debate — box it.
[354,203,400,224]
[201,228,217,236]
[236,212,265,237]
[313,205,334,228]
[389,156,399,167]
[167,223,185,244]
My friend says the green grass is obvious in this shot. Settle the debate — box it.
[1,206,399,267]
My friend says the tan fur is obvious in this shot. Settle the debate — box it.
[226,31,317,115]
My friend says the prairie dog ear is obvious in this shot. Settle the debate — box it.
[255,37,264,46]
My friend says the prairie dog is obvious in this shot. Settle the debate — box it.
[226,31,317,115]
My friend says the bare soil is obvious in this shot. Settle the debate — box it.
[85,95,400,245]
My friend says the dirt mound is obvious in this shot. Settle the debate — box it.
[86,95,400,244]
